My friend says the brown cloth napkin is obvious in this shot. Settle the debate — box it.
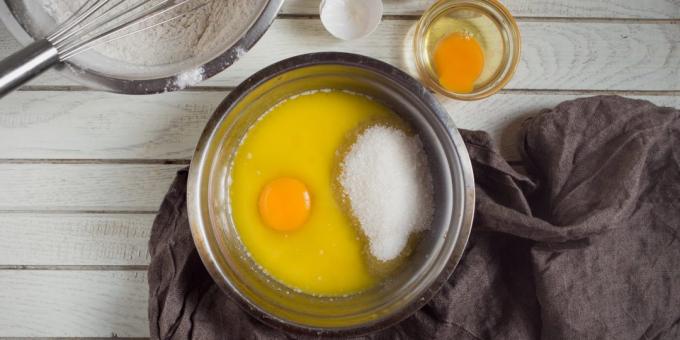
[148,95,680,339]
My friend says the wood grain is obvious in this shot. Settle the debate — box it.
[0,213,152,266]
[0,270,148,337]
[0,91,220,160]
[1,21,678,90]
[1,91,678,161]
[281,0,680,18]
[214,20,680,91]
[0,164,183,211]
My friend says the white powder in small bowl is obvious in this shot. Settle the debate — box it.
[340,125,434,262]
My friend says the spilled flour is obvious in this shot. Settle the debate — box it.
[175,68,206,89]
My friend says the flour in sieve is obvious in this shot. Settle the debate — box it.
[41,0,263,67]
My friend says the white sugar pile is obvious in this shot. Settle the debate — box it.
[340,125,434,262]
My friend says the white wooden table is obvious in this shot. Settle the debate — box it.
[0,0,678,337]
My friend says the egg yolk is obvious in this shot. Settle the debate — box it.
[258,177,311,231]
[433,32,485,93]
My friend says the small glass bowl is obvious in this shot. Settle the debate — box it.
[413,0,521,100]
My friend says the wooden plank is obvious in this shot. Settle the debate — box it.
[0,91,220,160]
[281,0,680,18]
[1,91,678,161]
[210,20,680,91]
[0,270,149,337]
[0,213,153,266]
[1,21,678,90]
[0,164,184,211]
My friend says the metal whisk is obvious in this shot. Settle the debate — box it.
[0,0,206,98]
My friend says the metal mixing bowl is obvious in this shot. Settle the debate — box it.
[187,52,475,335]
[0,0,283,94]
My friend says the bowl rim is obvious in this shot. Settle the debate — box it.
[0,0,284,94]
[413,0,522,100]
[187,52,475,336]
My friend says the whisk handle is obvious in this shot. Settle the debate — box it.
[0,39,59,99]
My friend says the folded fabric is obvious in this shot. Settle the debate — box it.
[148,96,680,339]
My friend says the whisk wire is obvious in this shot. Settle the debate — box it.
[49,0,109,42]
[62,1,209,61]
[50,0,130,46]
[60,0,206,60]
[53,0,153,52]
[0,0,217,98]
[58,0,196,60]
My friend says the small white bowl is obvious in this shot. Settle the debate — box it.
[320,0,383,40]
